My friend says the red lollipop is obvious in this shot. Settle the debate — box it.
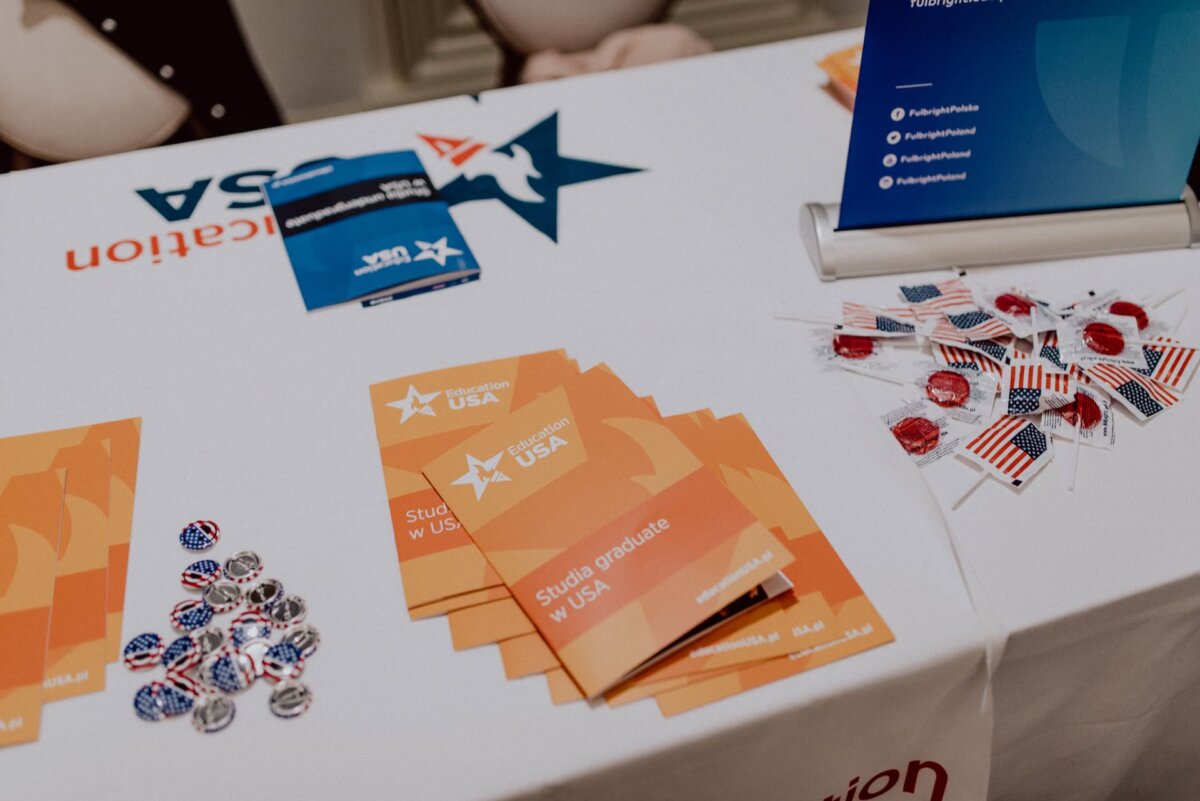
[1108,300,1149,331]
[891,416,940,456]
[925,370,972,408]
[833,334,875,360]
[1058,392,1102,431]
[1082,322,1125,356]
[994,293,1034,317]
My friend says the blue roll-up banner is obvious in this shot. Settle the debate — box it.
[839,0,1200,231]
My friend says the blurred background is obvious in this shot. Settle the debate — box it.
[0,0,867,172]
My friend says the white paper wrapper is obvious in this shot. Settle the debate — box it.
[1056,313,1149,371]
[977,288,1059,339]
[909,365,997,425]
[1042,385,1116,450]
[881,400,977,470]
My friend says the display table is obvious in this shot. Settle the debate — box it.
[1,28,1196,801]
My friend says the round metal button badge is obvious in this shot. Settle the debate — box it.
[203,580,242,613]
[192,697,236,733]
[281,624,320,658]
[191,625,226,657]
[268,595,307,629]
[268,682,312,719]
[245,578,283,610]
[223,551,262,584]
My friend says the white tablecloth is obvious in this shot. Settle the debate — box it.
[1,28,1196,801]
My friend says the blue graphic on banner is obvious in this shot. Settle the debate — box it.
[264,151,479,310]
[839,0,1200,230]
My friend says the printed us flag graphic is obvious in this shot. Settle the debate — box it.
[933,343,1003,376]
[1002,363,1075,415]
[899,278,975,312]
[1137,337,1197,391]
[930,317,1013,354]
[943,310,1012,341]
[1085,362,1181,421]
[841,302,916,335]
[960,415,1053,487]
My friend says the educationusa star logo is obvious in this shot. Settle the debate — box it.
[387,385,441,424]
[419,112,642,242]
[452,452,511,500]
[413,237,462,267]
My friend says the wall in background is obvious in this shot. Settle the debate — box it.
[232,0,867,123]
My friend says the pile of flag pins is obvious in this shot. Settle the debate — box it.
[787,275,1194,504]
[120,520,318,732]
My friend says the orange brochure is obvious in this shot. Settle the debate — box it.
[424,366,793,698]
[447,597,535,650]
[0,467,66,747]
[605,413,892,707]
[0,429,114,700]
[44,441,111,701]
[86,419,141,663]
[545,668,584,705]
[408,586,511,621]
[498,633,558,680]
[654,597,892,716]
[370,351,580,612]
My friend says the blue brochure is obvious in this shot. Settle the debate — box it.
[839,0,1200,230]
[265,151,479,309]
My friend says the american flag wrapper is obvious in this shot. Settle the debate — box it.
[932,342,1004,378]
[959,415,1053,488]
[840,302,918,337]
[929,322,1013,366]
[1137,337,1197,391]
[898,279,976,315]
[1042,385,1115,450]
[1084,362,1181,422]
[937,309,1013,342]
[999,362,1075,416]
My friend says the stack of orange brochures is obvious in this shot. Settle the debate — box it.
[370,355,891,715]
[0,419,142,748]
[818,44,862,110]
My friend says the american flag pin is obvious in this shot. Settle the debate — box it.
[262,643,305,684]
[170,599,214,632]
[123,632,164,671]
[161,635,201,672]
[181,559,222,589]
[179,520,221,552]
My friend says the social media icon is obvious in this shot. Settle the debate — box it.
[891,107,906,122]
[887,131,902,145]
[883,154,898,168]
[879,176,895,190]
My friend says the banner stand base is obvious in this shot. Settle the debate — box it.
[802,188,1200,281]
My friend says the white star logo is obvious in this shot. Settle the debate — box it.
[386,384,441,424]
[413,237,463,268]
[452,452,510,500]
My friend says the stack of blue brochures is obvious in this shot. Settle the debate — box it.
[265,151,479,310]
